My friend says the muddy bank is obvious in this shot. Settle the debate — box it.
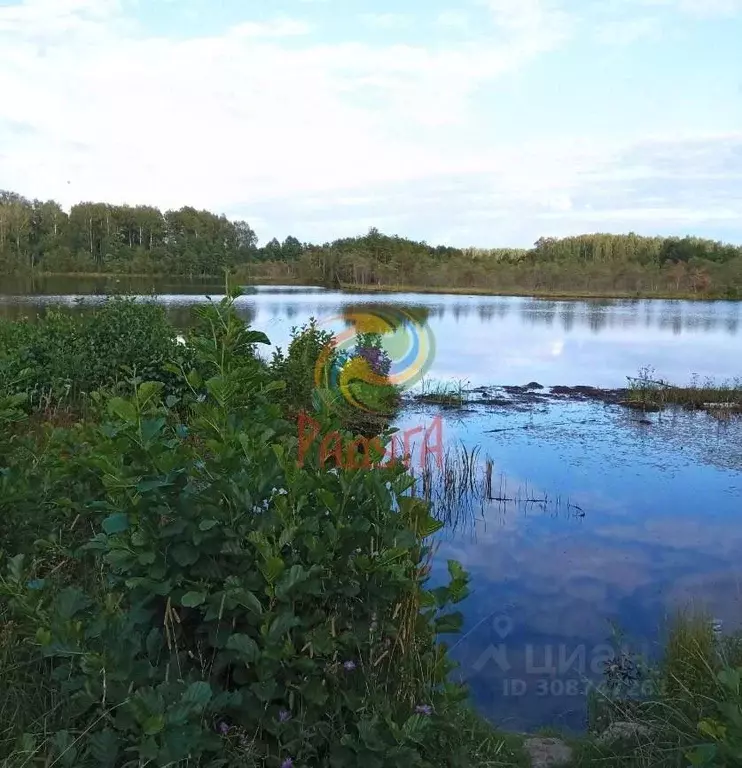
[411,383,738,415]
[454,384,632,409]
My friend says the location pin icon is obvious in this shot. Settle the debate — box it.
[492,615,514,639]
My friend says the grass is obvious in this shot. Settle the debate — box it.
[414,378,468,407]
[435,707,530,767]
[572,609,742,768]
[627,366,742,417]
[450,607,742,768]
[406,442,586,530]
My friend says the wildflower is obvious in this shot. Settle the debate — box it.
[278,709,292,723]
[281,759,294,768]
[343,660,357,672]
[415,704,433,716]
[217,721,231,735]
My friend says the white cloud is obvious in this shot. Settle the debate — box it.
[0,0,577,218]
[228,18,314,38]
[359,13,409,29]
[637,0,742,16]
[0,0,740,246]
[482,0,572,36]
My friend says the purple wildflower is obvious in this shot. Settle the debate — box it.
[415,704,433,716]
[343,660,357,672]
[217,721,231,735]
[278,709,292,723]
[281,759,294,768]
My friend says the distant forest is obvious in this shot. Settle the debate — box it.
[2,189,741,298]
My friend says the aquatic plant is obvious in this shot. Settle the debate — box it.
[627,366,742,416]
[415,378,468,408]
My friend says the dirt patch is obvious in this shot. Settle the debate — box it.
[549,385,628,405]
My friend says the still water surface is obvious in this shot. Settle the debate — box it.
[2,279,741,731]
[1,277,740,386]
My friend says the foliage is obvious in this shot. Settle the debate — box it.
[239,229,742,299]
[0,299,186,409]
[0,189,257,275]
[687,667,742,767]
[0,292,478,768]
[270,320,400,436]
[3,188,742,298]
[270,319,336,417]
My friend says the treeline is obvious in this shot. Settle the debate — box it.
[0,190,257,275]
[245,231,742,298]
[3,189,742,297]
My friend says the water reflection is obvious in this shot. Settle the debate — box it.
[1,284,741,386]
[396,402,742,731]
[2,282,741,732]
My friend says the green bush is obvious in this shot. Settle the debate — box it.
[0,299,185,409]
[270,319,336,416]
[270,320,400,437]
[0,293,473,768]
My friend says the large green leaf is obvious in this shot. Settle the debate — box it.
[181,591,207,607]
[181,681,213,711]
[259,555,285,585]
[226,633,260,662]
[102,513,129,535]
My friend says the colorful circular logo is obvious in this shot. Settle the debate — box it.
[314,306,435,413]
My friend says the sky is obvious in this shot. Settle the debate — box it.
[0,0,741,248]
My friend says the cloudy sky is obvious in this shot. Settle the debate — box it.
[1,0,741,247]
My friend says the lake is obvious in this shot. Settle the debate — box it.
[2,278,741,732]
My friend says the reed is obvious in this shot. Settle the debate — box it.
[415,378,468,408]
[627,366,742,416]
[408,441,585,527]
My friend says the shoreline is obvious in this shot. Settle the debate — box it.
[2,272,740,302]
[409,383,742,416]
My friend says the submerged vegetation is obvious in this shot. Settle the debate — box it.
[3,189,742,298]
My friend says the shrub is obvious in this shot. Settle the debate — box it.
[0,292,472,767]
[0,299,185,409]
[270,319,336,416]
[270,321,400,437]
